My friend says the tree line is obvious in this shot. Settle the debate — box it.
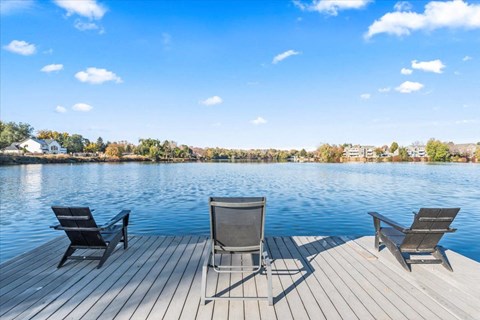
[1,121,478,162]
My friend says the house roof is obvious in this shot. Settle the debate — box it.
[3,143,20,151]
[20,137,47,147]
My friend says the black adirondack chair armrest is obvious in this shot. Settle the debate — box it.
[50,224,61,229]
[368,212,408,233]
[100,210,131,230]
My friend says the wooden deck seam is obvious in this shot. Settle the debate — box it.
[1,235,479,320]
[335,236,453,320]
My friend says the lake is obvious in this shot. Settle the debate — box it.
[0,162,479,263]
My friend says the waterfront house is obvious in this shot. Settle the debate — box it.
[1,143,22,154]
[406,145,427,158]
[18,138,67,154]
[343,145,377,159]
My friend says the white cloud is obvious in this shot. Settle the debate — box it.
[294,0,371,16]
[251,117,267,125]
[395,81,424,93]
[200,96,223,106]
[365,0,480,39]
[463,55,472,61]
[53,0,107,20]
[3,40,36,55]
[55,106,67,113]
[74,20,104,33]
[360,93,371,100]
[411,59,445,73]
[394,1,413,12]
[272,50,301,64]
[401,67,413,75]
[0,0,34,15]
[72,103,93,112]
[75,67,122,84]
[41,64,64,73]
[378,87,391,93]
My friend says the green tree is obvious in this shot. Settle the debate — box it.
[0,121,34,148]
[398,147,410,161]
[299,149,307,157]
[96,137,106,152]
[390,142,399,154]
[426,138,451,162]
[475,148,480,161]
[64,134,85,153]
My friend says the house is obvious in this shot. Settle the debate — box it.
[343,145,377,158]
[407,145,427,158]
[2,143,22,154]
[18,138,67,154]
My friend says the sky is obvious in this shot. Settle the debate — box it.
[1,0,479,150]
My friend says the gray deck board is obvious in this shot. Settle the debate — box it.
[1,235,479,320]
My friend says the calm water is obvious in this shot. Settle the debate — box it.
[0,162,479,263]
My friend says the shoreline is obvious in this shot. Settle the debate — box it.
[0,154,476,166]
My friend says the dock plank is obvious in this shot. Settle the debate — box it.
[0,235,479,320]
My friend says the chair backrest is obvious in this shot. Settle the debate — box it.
[209,197,266,252]
[52,206,106,247]
[401,208,460,252]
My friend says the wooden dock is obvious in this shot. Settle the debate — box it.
[1,235,479,319]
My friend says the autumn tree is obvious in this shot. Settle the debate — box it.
[105,143,124,157]
[84,142,99,153]
[316,144,344,163]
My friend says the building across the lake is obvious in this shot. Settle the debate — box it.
[406,145,426,158]
[1,138,67,154]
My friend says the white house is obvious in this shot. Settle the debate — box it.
[18,138,67,154]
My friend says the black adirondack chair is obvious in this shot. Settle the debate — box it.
[368,208,460,272]
[51,207,130,268]
[201,197,273,306]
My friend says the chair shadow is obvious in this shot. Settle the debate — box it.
[216,235,361,304]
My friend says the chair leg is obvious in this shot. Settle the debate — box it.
[373,217,381,251]
[263,252,273,306]
[392,250,411,272]
[374,233,380,251]
[383,238,411,272]
[98,233,122,268]
[58,245,75,268]
[201,251,212,305]
[122,227,128,249]
[432,246,453,272]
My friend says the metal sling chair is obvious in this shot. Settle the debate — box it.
[201,197,273,306]
[368,208,460,272]
[51,206,130,269]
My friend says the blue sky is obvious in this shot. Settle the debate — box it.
[1,0,479,149]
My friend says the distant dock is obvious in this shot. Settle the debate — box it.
[1,235,479,319]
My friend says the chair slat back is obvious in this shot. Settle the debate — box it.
[52,206,106,247]
[209,197,265,252]
[401,208,459,251]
